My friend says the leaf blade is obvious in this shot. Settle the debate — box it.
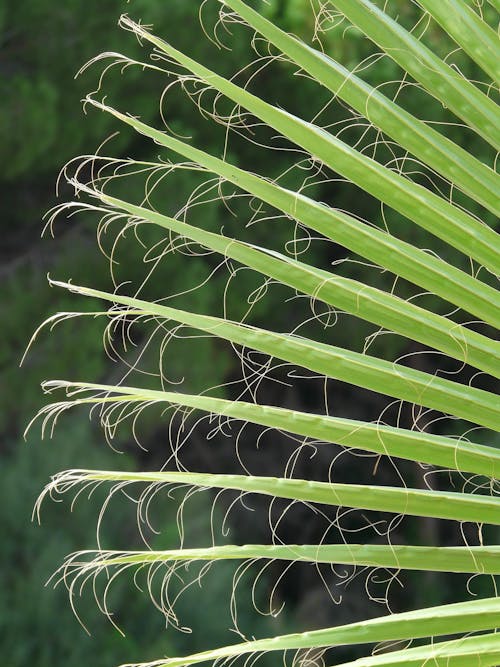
[327,0,500,149]
[84,186,500,377]
[122,16,500,275]
[417,0,500,84]
[45,380,500,478]
[219,0,500,215]
[85,97,500,329]
[49,468,500,524]
[50,281,500,430]
[111,603,500,666]
[68,543,500,574]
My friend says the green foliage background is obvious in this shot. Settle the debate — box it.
[1,0,497,665]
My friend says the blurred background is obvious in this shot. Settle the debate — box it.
[1,1,498,665]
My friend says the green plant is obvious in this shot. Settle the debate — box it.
[30,1,499,665]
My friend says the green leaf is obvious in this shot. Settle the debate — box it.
[84,98,500,329]
[120,16,500,276]
[43,380,500,477]
[327,0,500,149]
[332,633,500,667]
[82,185,500,377]
[65,543,500,574]
[47,469,500,524]
[49,281,500,431]
[219,0,500,215]
[34,4,500,667]
[417,0,500,84]
[110,601,500,667]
